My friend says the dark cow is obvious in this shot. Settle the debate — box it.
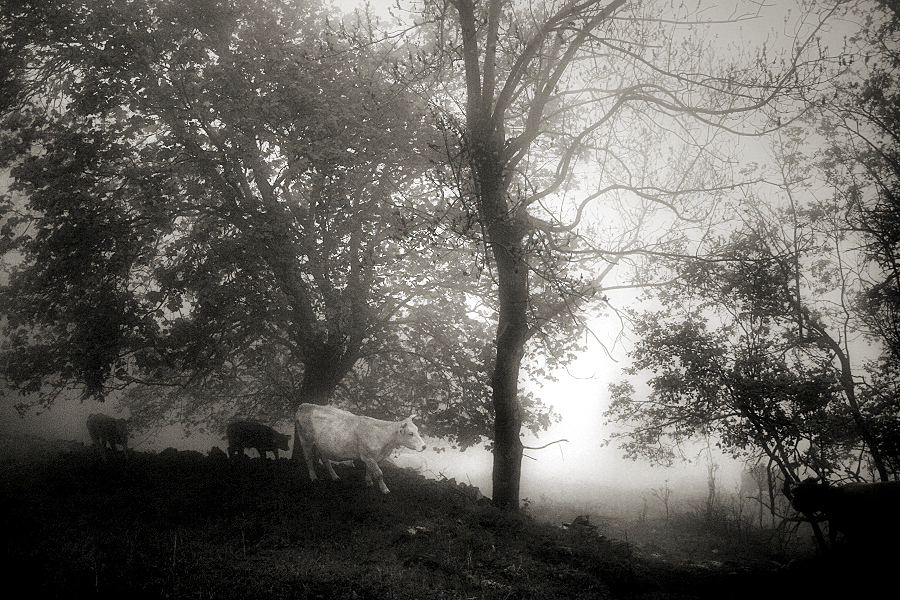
[564,515,598,531]
[226,421,291,459]
[789,477,900,547]
[86,413,129,462]
[295,403,426,494]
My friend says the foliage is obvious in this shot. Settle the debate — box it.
[800,0,900,477]
[606,253,856,475]
[0,0,560,447]
[820,0,900,361]
[808,0,900,481]
[606,144,898,480]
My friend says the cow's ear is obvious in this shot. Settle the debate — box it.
[408,414,417,422]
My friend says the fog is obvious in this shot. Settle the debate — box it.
[0,306,747,513]
[0,373,745,512]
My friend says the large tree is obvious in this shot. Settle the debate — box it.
[406,0,839,508]
[0,0,561,448]
[606,232,873,480]
[606,123,899,483]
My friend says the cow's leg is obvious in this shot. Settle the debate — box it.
[90,430,107,462]
[298,436,320,482]
[324,459,340,481]
[361,457,389,494]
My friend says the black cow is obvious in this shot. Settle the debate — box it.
[226,421,290,459]
[86,413,129,462]
[789,477,900,547]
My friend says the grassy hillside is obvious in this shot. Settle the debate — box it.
[0,438,875,599]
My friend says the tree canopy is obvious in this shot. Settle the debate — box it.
[816,0,900,360]
[0,0,566,448]
[606,226,874,479]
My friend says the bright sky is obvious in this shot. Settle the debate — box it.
[332,0,395,18]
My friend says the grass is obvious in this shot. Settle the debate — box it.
[0,438,880,599]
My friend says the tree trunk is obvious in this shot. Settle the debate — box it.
[474,140,531,510]
[288,343,347,460]
[454,0,542,510]
[804,318,890,480]
[490,238,529,509]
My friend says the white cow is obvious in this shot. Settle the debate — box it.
[295,403,426,494]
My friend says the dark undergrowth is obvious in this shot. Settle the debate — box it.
[0,440,884,599]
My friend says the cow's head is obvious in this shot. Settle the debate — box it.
[276,432,291,451]
[789,477,834,514]
[399,417,427,452]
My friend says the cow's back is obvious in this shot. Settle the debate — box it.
[228,420,268,441]
[296,404,366,461]
[227,421,250,445]
[226,420,289,458]
[841,480,900,505]
[838,481,900,530]
[87,414,127,446]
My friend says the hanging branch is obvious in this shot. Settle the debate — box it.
[522,438,569,461]
[522,438,569,450]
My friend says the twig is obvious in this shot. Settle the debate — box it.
[522,439,569,450]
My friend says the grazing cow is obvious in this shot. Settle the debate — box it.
[564,515,598,531]
[208,446,228,461]
[295,403,426,494]
[789,478,900,547]
[86,413,129,462]
[226,421,291,459]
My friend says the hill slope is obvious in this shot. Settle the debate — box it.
[0,440,867,599]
